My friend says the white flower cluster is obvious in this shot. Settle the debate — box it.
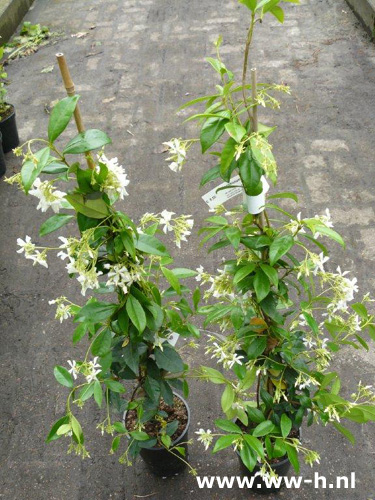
[29,178,67,213]
[206,336,244,370]
[97,153,130,200]
[195,429,213,451]
[58,234,102,296]
[140,210,194,248]
[17,236,48,268]
[48,296,74,323]
[323,266,359,314]
[67,357,101,384]
[163,138,187,172]
[104,262,143,295]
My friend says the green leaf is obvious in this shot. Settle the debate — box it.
[200,112,230,153]
[238,147,263,196]
[351,303,368,320]
[225,122,247,143]
[333,422,355,445]
[267,191,298,203]
[46,415,70,442]
[48,95,80,143]
[239,0,257,10]
[71,415,84,443]
[215,419,242,434]
[247,407,266,424]
[91,328,112,356]
[75,299,117,323]
[161,267,181,294]
[111,436,121,452]
[254,268,270,302]
[39,214,73,236]
[270,5,284,22]
[314,225,345,247]
[213,435,238,453]
[63,129,112,154]
[280,414,292,438]
[253,420,275,437]
[79,382,95,402]
[220,138,236,178]
[269,235,294,266]
[285,443,300,473]
[135,233,170,257]
[171,268,197,278]
[104,379,126,393]
[240,442,257,471]
[247,336,267,359]
[260,263,279,287]
[65,193,109,219]
[72,323,87,344]
[154,345,184,373]
[200,164,221,187]
[221,385,235,413]
[126,295,146,333]
[21,147,50,193]
[233,263,256,284]
[231,307,244,330]
[225,227,241,249]
[201,366,227,384]
[54,365,74,388]
[131,430,151,441]
[243,434,265,458]
[94,380,103,408]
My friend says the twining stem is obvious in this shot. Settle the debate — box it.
[242,13,256,125]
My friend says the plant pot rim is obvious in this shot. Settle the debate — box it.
[123,391,190,451]
[0,104,15,123]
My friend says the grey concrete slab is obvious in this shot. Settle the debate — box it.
[1,0,375,499]
[346,0,375,37]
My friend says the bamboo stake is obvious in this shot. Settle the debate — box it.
[251,67,265,225]
[55,52,95,170]
[251,68,258,133]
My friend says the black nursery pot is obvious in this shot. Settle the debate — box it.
[125,393,191,477]
[0,132,6,178]
[237,452,292,494]
[0,105,20,153]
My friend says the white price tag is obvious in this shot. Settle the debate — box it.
[202,175,243,209]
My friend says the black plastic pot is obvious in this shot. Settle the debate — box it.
[237,452,292,494]
[125,393,190,477]
[0,132,6,178]
[0,105,20,153]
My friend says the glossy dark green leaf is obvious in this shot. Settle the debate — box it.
[48,96,80,143]
[39,214,73,236]
[63,129,111,154]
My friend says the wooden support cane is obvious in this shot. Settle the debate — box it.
[55,52,95,170]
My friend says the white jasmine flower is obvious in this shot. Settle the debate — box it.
[227,353,244,369]
[49,297,73,323]
[163,138,187,172]
[195,429,213,451]
[105,263,142,294]
[29,178,66,213]
[67,360,79,380]
[86,357,102,383]
[29,250,48,268]
[160,210,175,233]
[311,252,329,275]
[98,153,130,200]
[17,235,36,258]
[314,208,334,238]
[77,268,103,296]
[287,212,305,235]
[195,265,205,282]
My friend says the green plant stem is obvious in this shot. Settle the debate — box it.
[242,13,256,125]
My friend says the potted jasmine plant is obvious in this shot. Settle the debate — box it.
[6,95,199,476]
[0,45,19,155]
[164,0,375,491]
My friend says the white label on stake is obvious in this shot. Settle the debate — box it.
[202,175,243,209]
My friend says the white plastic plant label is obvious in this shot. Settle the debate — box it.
[245,176,270,214]
[202,175,243,209]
